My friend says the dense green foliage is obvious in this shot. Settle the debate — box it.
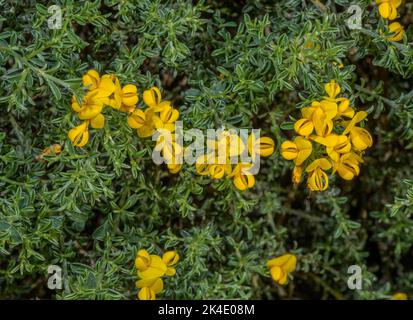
[1,0,412,299]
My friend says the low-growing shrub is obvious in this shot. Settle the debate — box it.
[0,0,412,300]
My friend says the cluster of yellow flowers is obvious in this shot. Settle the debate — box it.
[127,87,180,140]
[133,250,408,298]
[68,70,182,175]
[135,249,179,300]
[68,70,139,147]
[281,80,373,192]
[376,0,405,42]
[195,131,275,191]
[68,70,276,190]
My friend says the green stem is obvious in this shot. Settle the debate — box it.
[355,84,398,108]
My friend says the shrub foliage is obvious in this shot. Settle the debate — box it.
[0,0,412,299]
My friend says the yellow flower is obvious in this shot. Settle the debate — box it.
[135,249,151,271]
[312,134,351,162]
[333,152,362,180]
[157,106,180,132]
[324,80,341,100]
[280,136,312,166]
[71,92,104,120]
[294,116,314,136]
[294,100,337,137]
[167,162,182,174]
[143,87,171,112]
[128,107,160,138]
[127,109,145,129]
[162,251,179,276]
[136,277,164,300]
[376,0,402,20]
[342,111,373,151]
[336,98,355,118]
[310,100,337,136]
[323,81,355,118]
[207,131,245,159]
[109,76,139,112]
[292,166,303,185]
[68,121,89,147]
[248,133,275,159]
[392,292,408,300]
[135,249,179,300]
[267,253,297,285]
[154,134,183,163]
[387,22,405,42]
[195,155,212,176]
[137,254,167,279]
[90,113,105,129]
[208,163,229,179]
[82,70,101,91]
[306,158,332,191]
[82,70,115,103]
[230,163,255,191]
[128,87,179,138]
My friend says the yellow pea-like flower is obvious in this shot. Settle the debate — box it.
[230,163,255,191]
[143,87,162,108]
[336,98,355,118]
[248,133,275,159]
[135,249,179,300]
[324,80,341,100]
[295,100,337,137]
[333,152,362,180]
[157,106,180,132]
[312,134,351,162]
[376,0,401,20]
[233,172,255,191]
[82,69,101,91]
[83,73,116,104]
[90,113,105,129]
[68,121,89,147]
[312,100,338,120]
[162,251,180,276]
[350,127,373,151]
[154,134,183,164]
[208,131,245,159]
[109,76,139,112]
[392,292,408,300]
[71,92,104,120]
[209,164,227,179]
[135,249,152,271]
[280,136,312,166]
[143,87,171,112]
[342,111,373,151]
[294,118,314,136]
[121,84,139,107]
[267,253,297,285]
[387,22,405,42]
[306,158,332,191]
[127,109,146,129]
[167,163,182,174]
[311,101,337,136]
[136,277,164,300]
[163,251,180,266]
[195,155,212,175]
[135,108,159,138]
[138,255,167,279]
